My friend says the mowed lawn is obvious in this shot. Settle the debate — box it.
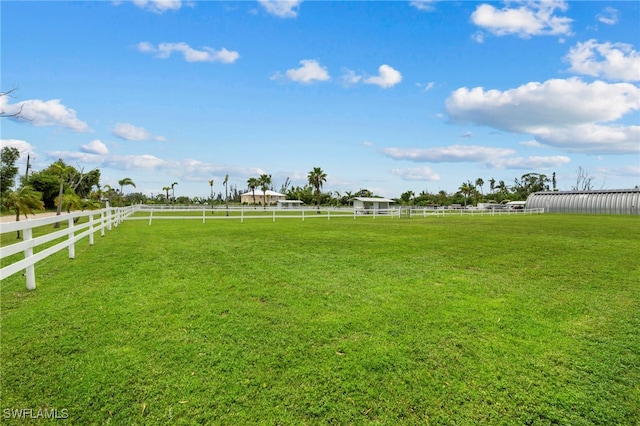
[1,214,639,424]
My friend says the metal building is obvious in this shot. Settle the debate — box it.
[525,188,640,215]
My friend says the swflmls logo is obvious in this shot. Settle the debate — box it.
[3,408,69,419]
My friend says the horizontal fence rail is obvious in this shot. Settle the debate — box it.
[1,205,136,290]
[128,206,402,224]
[406,207,545,218]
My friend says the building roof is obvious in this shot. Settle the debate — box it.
[350,197,395,203]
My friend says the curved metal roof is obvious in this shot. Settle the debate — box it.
[526,188,640,214]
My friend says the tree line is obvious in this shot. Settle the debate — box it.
[3,147,584,222]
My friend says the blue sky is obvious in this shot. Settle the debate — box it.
[2,0,639,199]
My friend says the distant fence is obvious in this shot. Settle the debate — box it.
[0,205,136,290]
[406,207,545,218]
[128,205,402,224]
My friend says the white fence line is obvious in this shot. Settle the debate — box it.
[128,206,402,224]
[1,205,136,290]
[407,207,544,218]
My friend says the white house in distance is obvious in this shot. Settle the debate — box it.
[350,197,395,212]
[240,190,286,206]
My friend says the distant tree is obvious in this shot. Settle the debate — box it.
[489,178,496,194]
[171,181,178,202]
[458,181,474,207]
[400,190,415,205]
[279,176,292,195]
[52,161,74,227]
[572,167,596,191]
[258,174,272,209]
[247,177,259,205]
[513,173,550,199]
[163,186,170,203]
[307,167,327,212]
[3,185,44,239]
[118,177,136,206]
[552,172,557,191]
[223,175,229,215]
[496,180,509,194]
[0,146,20,199]
[475,178,484,201]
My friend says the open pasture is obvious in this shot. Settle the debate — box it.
[1,214,639,424]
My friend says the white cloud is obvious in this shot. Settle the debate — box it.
[383,144,570,171]
[0,139,34,156]
[48,151,105,165]
[520,139,542,147]
[258,0,301,18]
[410,1,439,12]
[390,166,440,181]
[416,81,436,92]
[137,41,240,64]
[81,140,109,155]
[445,77,640,154]
[565,39,640,82]
[597,6,618,25]
[0,97,90,132]
[341,69,362,85]
[364,65,403,89]
[277,59,330,84]
[130,0,184,14]
[103,154,166,170]
[489,155,570,169]
[383,145,515,163]
[471,1,572,39]
[112,123,166,141]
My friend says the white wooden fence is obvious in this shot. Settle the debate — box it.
[129,205,402,224]
[406,207,545,218]
[0,205,136,290]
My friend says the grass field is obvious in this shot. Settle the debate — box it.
[1,214,639,424]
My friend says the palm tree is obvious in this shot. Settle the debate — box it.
[223,175,229,215]
[258,174,272,209]
[163,186,170,203]
[118,177,136,206]
[475,178,484,201]
[171,181,178,203]
[3,186,44,239]
[458,181,474,207]
[208,180,214,213]
[247,177,259,206]
[497,180,509,194]
[307,167,327,212]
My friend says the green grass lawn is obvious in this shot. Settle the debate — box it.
[1,215,639,424]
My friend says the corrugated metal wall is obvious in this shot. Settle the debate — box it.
[526,189,640,214]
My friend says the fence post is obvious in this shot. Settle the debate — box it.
[68,217,75,259]
[148,210,153,226]
[202,207,205,224]
[89,213,95,246]
[241,208,244,223]
[273,210,276,223]
[106,202,112,231]
[328,209,330,221]
[302,209,305,222]
[23,227,36,290]
[100,209,106,237]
